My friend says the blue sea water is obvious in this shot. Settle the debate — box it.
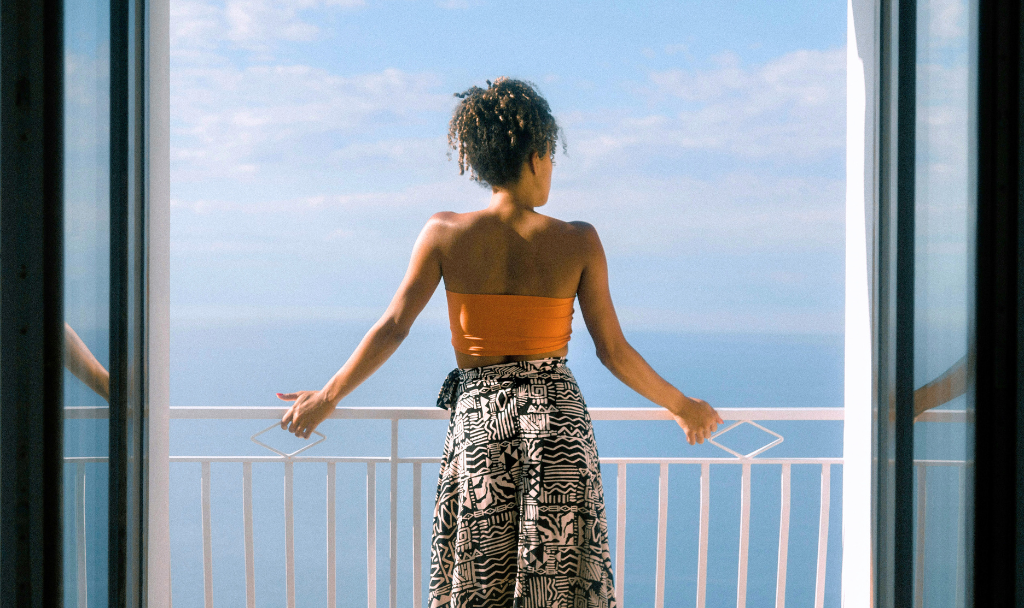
[167,318,845,607]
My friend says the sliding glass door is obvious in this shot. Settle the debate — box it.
[1,0,149,603]
[63,0,114,604]
[873,0,1023,605]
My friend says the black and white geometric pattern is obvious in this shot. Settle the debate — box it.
[430,358,616,608]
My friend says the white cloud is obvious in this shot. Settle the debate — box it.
[569,48,846,165]
[65,50,109,108]
[171,65,451,180]
[170,179,482,215]
[169,47,847,252]
[663,43,691,56]
[170,168,843,260]
[161,47,840,189]
[551,173,844,255]
[435,0,478,8]
[170,303,386,324]
[329,137,447,165]
[65,50,110,154]
[226,0,316,45]
[171,0,364,56]
[171,0,223,52]
[922,0,967,43]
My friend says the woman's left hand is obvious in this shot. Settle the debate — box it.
[277,390,336,439]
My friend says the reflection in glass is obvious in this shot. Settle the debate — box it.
[912,0,976,605]
[63,0,112,603]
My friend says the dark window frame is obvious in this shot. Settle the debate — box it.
[0,0,66,603]
[972,0,1022,604]
[109,0,149,603]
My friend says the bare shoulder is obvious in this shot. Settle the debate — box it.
[565,220,603,255]
[427,210,460,226]
[420,211,462,241]
[566,220,599,239]
[421,209,493,251]
[427,210,483,232]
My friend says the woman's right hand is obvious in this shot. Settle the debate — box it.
[670,396,723,446]
[278,390,337,439]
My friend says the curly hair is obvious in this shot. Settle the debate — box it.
[448,77,564,188]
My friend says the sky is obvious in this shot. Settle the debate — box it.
[167,0,849,336]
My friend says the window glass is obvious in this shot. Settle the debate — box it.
[63,0,112,602]
[912,0,976,605]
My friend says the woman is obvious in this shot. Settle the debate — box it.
[278,77,722,608]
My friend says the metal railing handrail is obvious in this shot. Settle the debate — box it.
[65,404,973,423]
[63,405,965,608]
[166,405,847,421]
[66,404,848,420]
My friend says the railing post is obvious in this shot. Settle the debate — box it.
[327,462,337,608]
[914,464,926,608]
[814,463,831,608]
[201,462,213,608]
[412,462,422,608]
[285,460,295,608]
[242,462,255,608]
[775,463,791,608]
[655,463,669,608]
[76,462,88,608]
[737,461,752,608]
[390,419,398,608]
[367,462,376,608]
[614,463,627,608]
[697,462,711,608]
[955,465,966,608]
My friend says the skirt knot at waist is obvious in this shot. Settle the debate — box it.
[435,357,570,411]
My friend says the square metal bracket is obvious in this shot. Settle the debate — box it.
[251,423,326,457]
[708,420,784,459]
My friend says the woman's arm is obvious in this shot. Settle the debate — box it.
[64,322,110,400]
[279,215,447,438]
[913,355,967,418]
[574,223,722,445]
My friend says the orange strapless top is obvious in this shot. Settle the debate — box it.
[445,290,575,356]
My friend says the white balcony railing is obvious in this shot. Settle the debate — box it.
[63,406,969,608]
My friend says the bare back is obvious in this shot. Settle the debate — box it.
[433,208,592,367]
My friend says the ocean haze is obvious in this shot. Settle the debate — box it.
[169,318,844,411]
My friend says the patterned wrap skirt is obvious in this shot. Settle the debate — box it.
[429,358,616,608]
